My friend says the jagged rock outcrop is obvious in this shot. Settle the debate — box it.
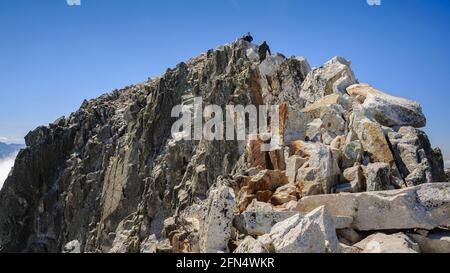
[234,200,296,236]
[296,183,450,231]
[198,183,236,253]
[0,38,448,253]
[354,233,420,253]
[388,126,447,185]
[269,206,340,253]
[300,57,356,104]
[348,84,426,128]
[233,236,268,253]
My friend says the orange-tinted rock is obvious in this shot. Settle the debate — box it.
[248,136,286,171]
[271,184,299,206]
[256,190,273,203]
[248,138,267,169]
[237,192,257,212]
[171,232,192,253]
[269,149,286,170]
[297,180,324,196]
[248,67,264,106]
[247,170,289,193]
[301,94,341,116]
[351,104,395,164]
[360,121,395,164]
[290,140,311,158]
[237,170,289,211]
[279,102,289,137]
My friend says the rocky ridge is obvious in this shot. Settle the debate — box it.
[0,39,448,253]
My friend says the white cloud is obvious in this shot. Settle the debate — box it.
[0,153,17,190]
[0,136,24,144]
[66,0,81,6]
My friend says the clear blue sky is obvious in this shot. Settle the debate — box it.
[0,0,449,166]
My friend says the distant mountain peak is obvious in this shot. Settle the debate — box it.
[0,142,24,159]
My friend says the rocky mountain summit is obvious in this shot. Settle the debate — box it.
[0,39,449,253]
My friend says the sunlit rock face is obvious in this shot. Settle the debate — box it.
[0,39,448,253]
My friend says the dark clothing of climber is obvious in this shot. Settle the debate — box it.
[259,41,272,62]
[241,32,253,43]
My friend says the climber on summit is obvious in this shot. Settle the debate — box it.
[258,41,271,62]
[241,32,253,43]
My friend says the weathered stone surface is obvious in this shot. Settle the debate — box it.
[354,233,420,253]
[247,138,268,170]
[294,141,341,194]
[235,200,297,236]
[296,183,450,231]
[350,104,395,164]
[407,231,450,253]
[348,84,426,128]
[340,243,360,253]
[257,55,310,110]
[237,170,289,211]
[247,136,285,172]
[333,216,353,230]
[109,216,140,253]
[366,163,393,191]
[62,240,81,253]
[259,55,285,76]
[337,228,362,245]
[270,206,340,253]
[342,140,363,169]
[388,126,446,184]
[270,184,298,205]
[305,119,323,143]
[270,150,286,171]
[155,239,173,253]
[336,165,366,193]
[298,180,324,196]
[300,95,348,145]
[234,236,269,253]
[446,169,450,182]
[199,184,236,253]
[301,94,341,114]
[257,234,275,253]
[236,192,257,213]
[245,170,289,194]
[140,235,158,253]
[300,57,357,104]
[280,106,308,146]
[285,155,307,184]
[169,216,201,253]
[274,200,298,211]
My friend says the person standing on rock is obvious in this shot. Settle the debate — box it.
[259,41,271,62]
[241,32,253,43]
